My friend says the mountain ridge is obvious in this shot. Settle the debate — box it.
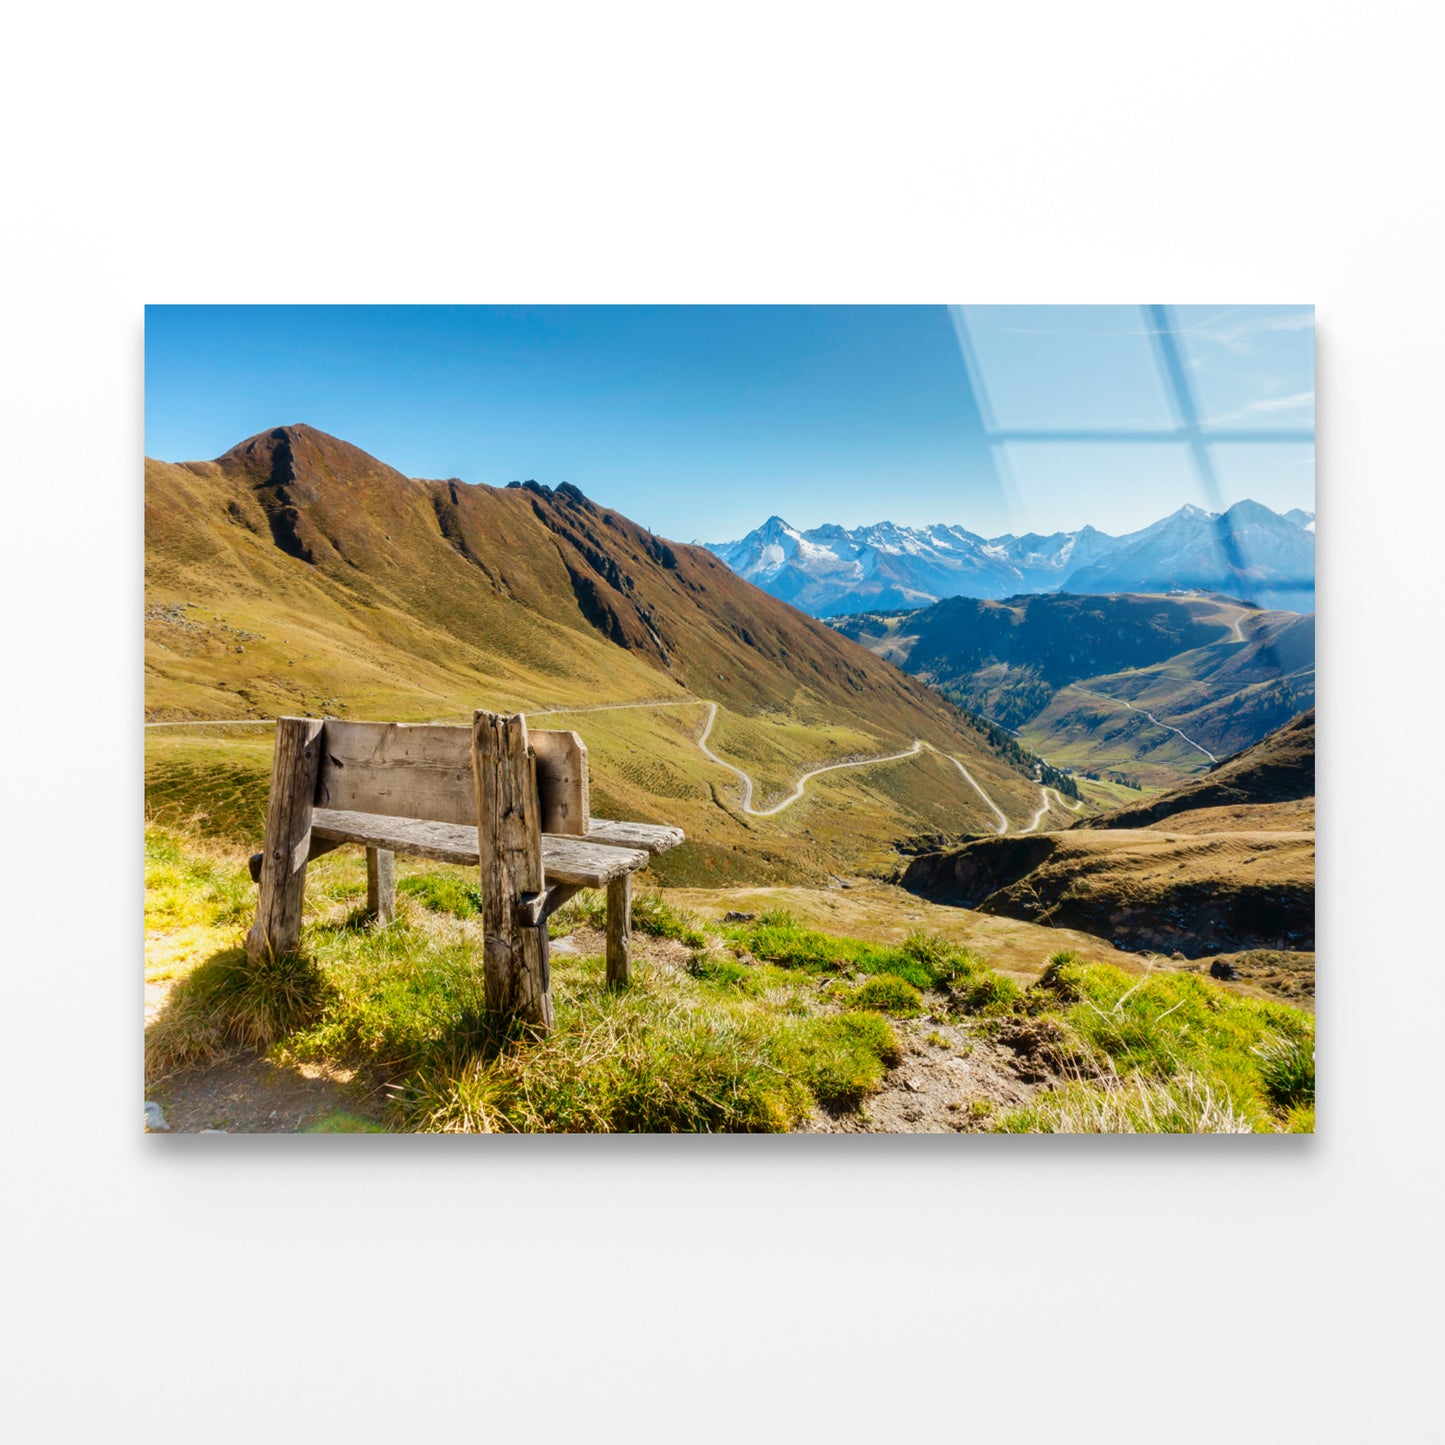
[706,500,1315,616]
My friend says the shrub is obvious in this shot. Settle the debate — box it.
[1255,1032,1315,1109]
[777,1012,901,1110]
[852,975,924,1017]
[955,972,1022,1016]
[146,945,334,1081]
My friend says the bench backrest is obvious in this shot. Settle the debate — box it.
[314,718,590,836]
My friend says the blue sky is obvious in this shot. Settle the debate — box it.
[145,304,1314,540]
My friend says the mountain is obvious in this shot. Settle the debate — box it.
[145,425,1045,884]
[899,712,1315,960]
[833,591,1314,788]
[1063,500,1315,613]
[705,501,1315,617]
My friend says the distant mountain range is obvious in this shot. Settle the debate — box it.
[705,500,1315,616]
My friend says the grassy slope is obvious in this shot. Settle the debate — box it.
[146,826,1313,1134]
[146,425,1046,881]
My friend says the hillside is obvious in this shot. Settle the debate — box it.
[899,711,1315,961]
[900,828,1313,956]
[1072,710,1315,831]
[835,591,1313,788]
[145,822,1315,1134]
[146,425,1048,883]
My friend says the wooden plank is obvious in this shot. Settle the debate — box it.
[606,872,632,988]
[531,729,590,837]
[315,719,474,824]
[474,711,551,1030]
[246,716,325,963]
[588,818,685,854]
[309,809,648,886]
[310,811,477,865]
[366,847,395,924]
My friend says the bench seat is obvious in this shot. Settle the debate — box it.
[310,808,681,888]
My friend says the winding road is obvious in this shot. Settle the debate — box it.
[692,701,926,817]
[1018,784,1085,835]
[528,696,1017,828]
[930,748,1010,835]
[150,694,1062,835]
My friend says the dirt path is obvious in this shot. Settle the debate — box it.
[696,701,926,816]
[1020,789,1052,834]
[145,718,274,727]
[147,1056,387,1134]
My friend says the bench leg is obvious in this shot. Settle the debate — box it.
[246,716,324,964]
[366,847,395,924]
[475,710,554,1032]
[367,843,395,924]
[606,873,632,988]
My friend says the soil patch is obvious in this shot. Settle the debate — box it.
[801,1014,1065,1134]
[149,1056,386,1134]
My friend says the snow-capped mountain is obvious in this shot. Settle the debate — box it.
[704,501,1315,616]
[1065,500,1315,613]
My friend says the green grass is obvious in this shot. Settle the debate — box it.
[147,945,335,1078]
[728,911,972,985]
[145,829,255,932]
[547,889,707,947]
[145,830,908,1130]
[397,874,484,919]
[302,1110,388,1134]
[720,912,1018,1020]
[1254,1032,1315,1110]
[995,950,1316,1133]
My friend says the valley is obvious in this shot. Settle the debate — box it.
[835,590,1314,789]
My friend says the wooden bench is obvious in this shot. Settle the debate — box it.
[246,711,684,1030]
